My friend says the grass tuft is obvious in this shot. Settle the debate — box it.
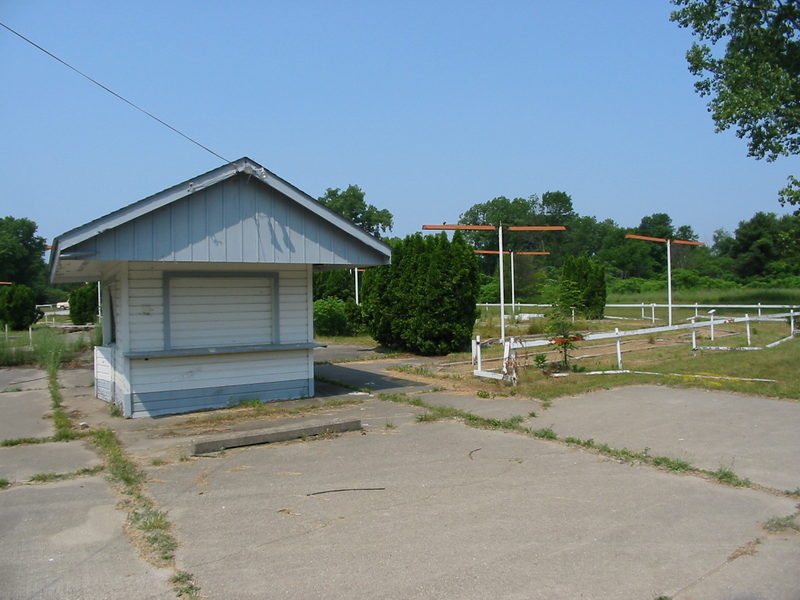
[764,515,800,533]
[712,465,751,487]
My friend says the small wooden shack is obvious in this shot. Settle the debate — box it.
[49,158,391,417]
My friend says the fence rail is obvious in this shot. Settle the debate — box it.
[472,311,799,383]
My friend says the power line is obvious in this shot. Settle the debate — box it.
[0,20,233,165]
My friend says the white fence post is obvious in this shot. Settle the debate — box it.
[476,336,482,372]
[615,328,622,370]
[691,317,697,351]
[694,302,699,318]
[571,307,575,323]
[28,326,33,346]
[710,317,715,341]
[641,302,645,319]
[758,302,762,317]
[651,303,656,324]
[745,314,751,346]
[791,312,796,335]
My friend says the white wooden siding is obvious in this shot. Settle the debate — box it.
[94,346,114,402]
[169,276,274,348]
[279,266,310,343]
[130,351,310,393]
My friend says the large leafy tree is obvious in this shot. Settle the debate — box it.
[0,217,47,291]
[318,185,393,238]
[314,185,394,302]
[670,0,800,207]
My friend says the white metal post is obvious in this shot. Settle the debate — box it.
[97,281,102,320]
[791,312,796,334]
[651,303,656,324]
[476,335,482,371]
[666,239,673,326]
[641,303,645,319]
[710,317,715,341]
[354,268,360,305]
[510,251,516,315]
[615,328,622,369]
[499,226,505,341]
[758,302,762,317]
[691,317,697,350]
[745,314,751,345]
[694,303,699,318]
[28,326,32,346]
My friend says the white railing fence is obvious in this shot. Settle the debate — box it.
[472,311,799,384]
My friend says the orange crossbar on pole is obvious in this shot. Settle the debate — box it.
[506,225,566,231]
[422,224,496,230]
[625,233,704,246]
[475,250,550,255]
[625,234,667,243]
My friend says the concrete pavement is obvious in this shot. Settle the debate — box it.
[2,349,799,599]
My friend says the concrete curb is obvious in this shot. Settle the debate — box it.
[191,418,362,454]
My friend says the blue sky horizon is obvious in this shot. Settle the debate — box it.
[2,1,797,248]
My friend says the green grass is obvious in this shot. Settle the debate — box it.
[28,466,104,482]
[652,456,692,472]
[0,478,9,489]
[1,436,50,447]
[764,515,800,532]
[711,465,751,487]
[513,332,800,401]
[170,571,201,599]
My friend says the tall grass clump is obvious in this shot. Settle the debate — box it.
[0,335,35,366]
[33,328,65,377]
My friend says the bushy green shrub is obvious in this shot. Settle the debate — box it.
[0,284,42,329]
[314,297,354,336]
[361,231,479,355]
[69,283,98,325]
[560,256,606,319]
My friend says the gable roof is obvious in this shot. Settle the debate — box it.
[49,157,392,282]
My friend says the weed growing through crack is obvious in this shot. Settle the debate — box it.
[764,515,800,532]
[384,422,397,429]
[652,456,693,472]
[170,571,201,599]
[713,465,751,487]
[0,478,9,489]
[28,466,104,482]
[1,436,49,447]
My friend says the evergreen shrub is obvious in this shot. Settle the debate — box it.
[69,283,98,325]
[0,284,42,329]
[361,231,479,355]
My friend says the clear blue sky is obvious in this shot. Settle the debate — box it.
[1,1,797,247]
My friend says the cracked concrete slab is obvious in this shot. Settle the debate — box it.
[0,389,53,440]
[0,439,103,482]
[149,421,797,600]
[540,385,800,491]
[0,476,173,600]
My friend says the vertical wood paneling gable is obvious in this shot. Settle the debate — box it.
[171,199,190,261]
[189,192,208,261]
[66,175,388,266]
[223,179,243,263]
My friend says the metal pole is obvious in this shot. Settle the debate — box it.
[651,303,656,324]
[499,225,505,341]
[354,268,360,305]
[97,281,102,320]
[615,328,622,369]
[476,335,482,372]
[510,251,516,315]
[691,317,697,351]
[745,314,751,345]
[666,239,673,327]
[710,317,715,341]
